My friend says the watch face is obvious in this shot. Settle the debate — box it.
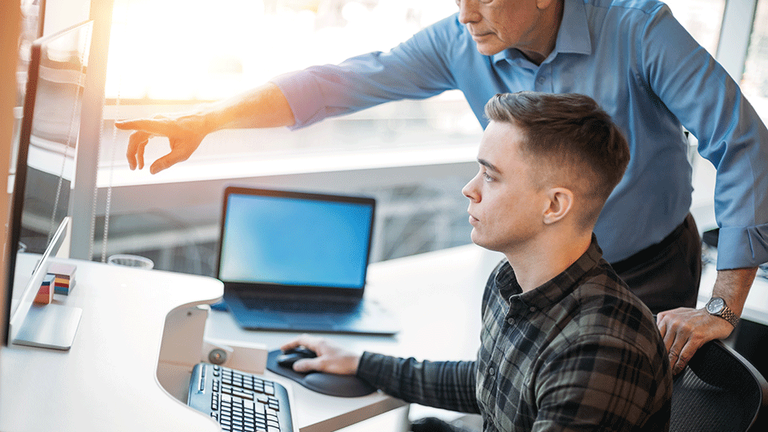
[707,297,725,314]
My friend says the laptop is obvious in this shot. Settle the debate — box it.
[216,186,399,335]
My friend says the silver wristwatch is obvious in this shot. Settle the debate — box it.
[705,297,740,327]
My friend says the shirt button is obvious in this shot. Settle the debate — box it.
[537,76,546,84]
[488,367,495,376]
[529,306,536,312]
[507,318,515,325]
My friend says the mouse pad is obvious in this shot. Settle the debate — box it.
[266,350,377,398]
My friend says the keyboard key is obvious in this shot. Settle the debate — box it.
[233,389,254,400]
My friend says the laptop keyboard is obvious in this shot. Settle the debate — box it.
[187,363,293,432]
[242,297,363,315]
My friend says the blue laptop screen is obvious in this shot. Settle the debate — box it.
[218,193,374,289]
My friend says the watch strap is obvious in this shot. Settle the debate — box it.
[718,305,740,327]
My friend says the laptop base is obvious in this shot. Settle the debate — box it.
[224,292,399,336]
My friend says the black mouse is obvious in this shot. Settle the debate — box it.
[267,349,376,398]
[276,347,318,369]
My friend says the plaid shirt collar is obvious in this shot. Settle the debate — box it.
[493,234,604,313]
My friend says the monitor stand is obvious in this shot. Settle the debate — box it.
[13,304,83,350]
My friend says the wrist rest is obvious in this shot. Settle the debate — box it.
[266,350,377,398]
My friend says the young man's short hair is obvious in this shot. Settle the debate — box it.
[485,92,630,227]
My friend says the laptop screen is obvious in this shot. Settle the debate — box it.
[217,188,375,290]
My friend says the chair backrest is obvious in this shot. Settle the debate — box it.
[671,339,768,432]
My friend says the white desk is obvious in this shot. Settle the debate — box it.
[0,244,502,432]
[4,243,764,432]
[0,256,224,432]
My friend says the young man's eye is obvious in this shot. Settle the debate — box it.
[483,172,494,182]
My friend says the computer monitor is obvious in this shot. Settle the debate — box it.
[2,21,93,349]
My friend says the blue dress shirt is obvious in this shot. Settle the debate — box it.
[272,0,768,269]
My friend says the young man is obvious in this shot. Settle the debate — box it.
[281,92,672,431]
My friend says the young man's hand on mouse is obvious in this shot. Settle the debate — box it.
[281,334,362,375]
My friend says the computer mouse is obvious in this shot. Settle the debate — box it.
[267,349,376,398]
[276,347,317,369]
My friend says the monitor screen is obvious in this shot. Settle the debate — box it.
[3,21,92,347]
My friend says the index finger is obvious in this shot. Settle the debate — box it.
[280,334,319,352]
[115,118,175,136]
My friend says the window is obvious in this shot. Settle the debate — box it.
[741,0,768,120]
[104,0,481,159]
[106,0,457,101]
[100,0,480,273]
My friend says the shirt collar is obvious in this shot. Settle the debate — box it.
[495,234,604,311]
[492,0,592,65]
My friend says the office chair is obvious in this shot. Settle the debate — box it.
[671,339,768,432]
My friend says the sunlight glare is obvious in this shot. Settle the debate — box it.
[106,0,461,101]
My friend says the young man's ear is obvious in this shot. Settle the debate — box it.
[542,187,573,225]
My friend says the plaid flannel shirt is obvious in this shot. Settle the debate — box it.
[357,236,672,431]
